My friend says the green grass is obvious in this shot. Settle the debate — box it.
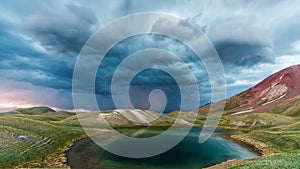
[224,120,300,168]
[2,103,300,168]
[230,153,300,169]
[274,121,300,131]
[245,131,300,152]
[16,107,56,115]
[218,113,296,131]
[253,97,300,117]
[0,108,185,167]
[216,97,300,168]
[0,111,84,168]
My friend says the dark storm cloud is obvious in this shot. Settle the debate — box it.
[92,33,210,112]
[22,3,98,54]
[0,19,72,90]
[0,57,73,90]
[1,0,300,111]
[214,41,274,67]
[0,20,42,60]
[0,2,99,94]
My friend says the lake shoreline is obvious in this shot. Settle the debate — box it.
[15,135,87,168]
[63,126,265,169]
[203,131,276,169]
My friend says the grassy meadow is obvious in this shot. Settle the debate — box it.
[0,107,85,168]
[1,102,300,168]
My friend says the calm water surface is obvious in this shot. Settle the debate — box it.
[67,128,258,169]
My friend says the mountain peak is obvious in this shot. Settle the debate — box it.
[227,64,300,113]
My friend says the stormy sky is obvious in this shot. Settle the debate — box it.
[1,0,300,112]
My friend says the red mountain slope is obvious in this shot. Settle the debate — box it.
[226,65,300,114]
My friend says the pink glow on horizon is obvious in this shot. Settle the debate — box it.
[0,79,73,112]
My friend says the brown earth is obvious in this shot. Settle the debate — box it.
[225,64,300,115]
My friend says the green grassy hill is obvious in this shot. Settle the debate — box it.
[1,99,300,168]
[0,108,192,168]
[0,108,85,168]
[201,96,300,168]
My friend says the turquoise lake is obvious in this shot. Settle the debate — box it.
[67,128,258,169]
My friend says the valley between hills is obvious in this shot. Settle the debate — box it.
[1,65,300,168]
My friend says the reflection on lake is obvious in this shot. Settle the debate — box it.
[67,128,258,169]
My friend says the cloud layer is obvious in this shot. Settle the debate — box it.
[1,0,300,112]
